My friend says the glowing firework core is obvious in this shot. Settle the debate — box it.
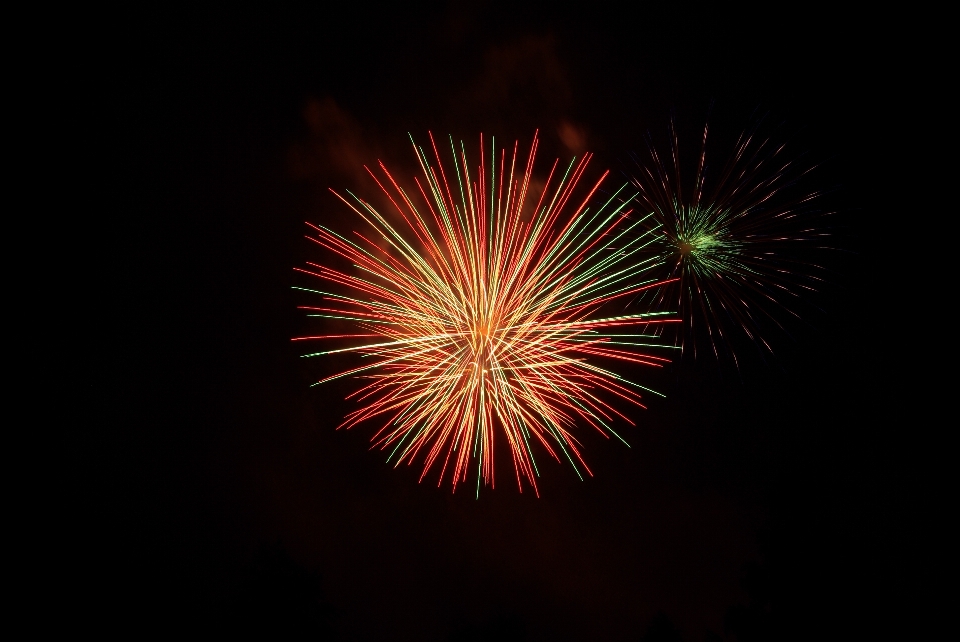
[678,232,719,254]
[676,228,729,261]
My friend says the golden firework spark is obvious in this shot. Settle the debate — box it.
[294,132,677,494]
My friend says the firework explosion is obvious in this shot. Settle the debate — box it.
[628,119,828,366]
[294,133,678,494]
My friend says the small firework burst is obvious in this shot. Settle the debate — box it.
[627,117,829,367]
[294,132,677,494]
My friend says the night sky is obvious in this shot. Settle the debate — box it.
[90,4,920,640]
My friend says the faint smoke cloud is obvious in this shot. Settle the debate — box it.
[453,35,589,152]
[288,97,379,189]
[557,121,587,154]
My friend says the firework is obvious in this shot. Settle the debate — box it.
[627,118,828,366]
[294,132,677,495]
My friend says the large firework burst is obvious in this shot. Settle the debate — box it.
[294,132,677,494]
[628,118,828,366]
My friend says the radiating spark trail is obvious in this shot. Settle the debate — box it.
[627,118,830,367]
[295,132,677,495]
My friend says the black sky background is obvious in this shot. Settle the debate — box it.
[87,3,924,639]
